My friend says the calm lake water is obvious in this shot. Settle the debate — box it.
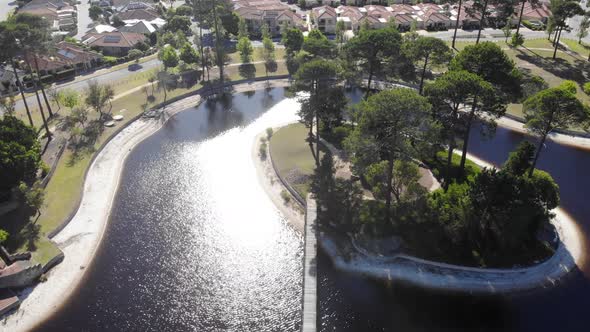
[38,88,590,331]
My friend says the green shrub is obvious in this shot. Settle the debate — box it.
[103,56,118,66]
[40,162,50,178]
[584,82,590,95]
[259,140,267,160]
[280,190,291,204]
[510,32,524,47]
[322,125,352,150]
[266,127,273,139]
[0,229,8,243]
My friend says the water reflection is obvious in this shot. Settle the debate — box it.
[39,89,303,331]
[38,88,590,332]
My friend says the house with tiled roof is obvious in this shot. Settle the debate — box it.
[234,0,303,36]
[422,9,453,30]
[116,8,161,21]
[519,2,552,24]
[87,24,118,34]
[82,31,147,56]
[18,0,77,31]
[335,6,365,31]
[23,42,103,75]
[117,1,155,12]
[391,12,415,31]
[276,10,306,32]
[311,5,337,34]
[119,19,158,34]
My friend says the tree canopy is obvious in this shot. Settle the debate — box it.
[302,29,334,58]
[345,88,431,222]
[159,45,179,70]
[165,16,192,34]
[449,41,520,97]
[179,43,200,65]
[523,81,589,176]
[282,28,304,55]
[403,36,452,94]
[344,27,402,92]
[0,116,41,195]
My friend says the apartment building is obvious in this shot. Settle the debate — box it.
[234,0,305,36]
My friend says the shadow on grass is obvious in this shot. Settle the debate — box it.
[2,204,42,253]
[515,48,590,85]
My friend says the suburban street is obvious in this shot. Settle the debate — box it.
[75,0,93,40]
[14,58,162,113]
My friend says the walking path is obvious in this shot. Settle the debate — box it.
[301,197,317,332]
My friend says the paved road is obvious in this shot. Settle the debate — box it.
[14,58,162,113]
[75,1,94,40]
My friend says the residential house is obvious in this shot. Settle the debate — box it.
[276,10,306,32]
[335,6,365,31]
[86,24,118,34]
[420,9,453,30]
[345,0,396,5]
[116,8,161,21]
[117,1,156,12]
[519,2,552,24]
[24,42,103,76]
[311,5,337,34]
[82,31,147,56]
[119,20,158,34]
[391,12,415,31]
[90,0,113,9]
[233,0,301,36]
[18,0,78,31]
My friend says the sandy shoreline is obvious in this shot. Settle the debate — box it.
[496,116,590,150]
[252,129,305,234]
[1,80,291,331]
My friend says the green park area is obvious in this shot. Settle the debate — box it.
[3,58,288,267]
[269,123,318,199]
[446,38,590,130]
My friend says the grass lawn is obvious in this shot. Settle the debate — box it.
[228,47,286,64]
[228,62,288,81]
[561,38,590,59]
[444,37,590,132]
[425,150,482,185]
[269,123,317,198]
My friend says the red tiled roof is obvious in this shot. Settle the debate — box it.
[82,31,147,48]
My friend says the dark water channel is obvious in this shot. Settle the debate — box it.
[38,88,590,331]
